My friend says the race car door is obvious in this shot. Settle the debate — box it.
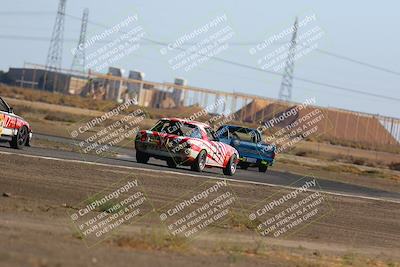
[205,127,225,167]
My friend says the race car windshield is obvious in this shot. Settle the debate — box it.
[229,128,259,143]
[0,97,10,112]
[151,120,202,138]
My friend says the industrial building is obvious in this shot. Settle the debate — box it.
[7,67,87,95]
[4,65,188,109]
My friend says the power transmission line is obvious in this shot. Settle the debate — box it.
[1,12,398,102]
[315,48,400,76]
[0,34,103,43]
[63,12,400,102]
[64,15,400,77]
[2,34,400,77]
[0,11,53,15]
[2,10,400,76]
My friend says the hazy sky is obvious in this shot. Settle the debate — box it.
[1,0,399,117]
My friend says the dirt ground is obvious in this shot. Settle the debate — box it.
[1,153,399,267]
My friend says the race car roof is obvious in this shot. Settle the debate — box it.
[219,125,259,133]
[160,118,210,129]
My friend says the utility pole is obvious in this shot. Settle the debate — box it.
[46,0,67,71]
[71,8,89,72]
[278,17,298,101]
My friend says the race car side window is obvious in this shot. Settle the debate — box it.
[186,125,202,139]
[256,131,262,143]
[250,130,261,143]
[0,98,9,112]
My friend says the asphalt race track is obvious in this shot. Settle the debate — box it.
[1,133,399,203]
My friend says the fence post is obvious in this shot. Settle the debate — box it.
[232,96,238,121]
[21,68,26,87]
[343,112,350,140]
[54,72,59,92]
[354,113,360,142]
[364,116,370,143]
[333,111,339,138]
[32,69,36,89]
[182,88,187,107]
[373,115,379,145]
[389,118,395,145]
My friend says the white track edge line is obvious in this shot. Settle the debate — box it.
[1,150,399,204]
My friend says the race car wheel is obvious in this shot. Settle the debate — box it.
[191,150,207,172]
[136,150,149,164]
[258,165,268,173]
[223,154,237,176]
[10,126,29,149]
[166,158,177,168]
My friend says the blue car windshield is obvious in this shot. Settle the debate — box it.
[218,126,260,143]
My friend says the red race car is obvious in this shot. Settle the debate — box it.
[0,96,32,149]
[135,118,239,175]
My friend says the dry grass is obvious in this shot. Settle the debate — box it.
[110,228,400,267]
[0,84,206,120]
[289,146,398,170]
[278,155,400,182]
[0,84,116,111]
[111,228,188,252]
[326,137,400,155]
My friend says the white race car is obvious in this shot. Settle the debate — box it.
[135,118,239,175]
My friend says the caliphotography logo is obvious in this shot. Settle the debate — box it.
[160,14,236,72]
[67,176,154,247]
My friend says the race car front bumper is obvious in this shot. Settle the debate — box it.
[239,156,274,166]
[135,141,193,162]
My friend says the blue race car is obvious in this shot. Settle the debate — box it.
[216,125,275,172]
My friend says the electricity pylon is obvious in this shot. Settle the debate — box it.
[71,8,89,72]
[278,17,298,101]
[46,0,67,71]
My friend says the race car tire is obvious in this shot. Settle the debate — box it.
[191,150,207,172]
[10,126,29,149]
[136,150,150,164]
[258,165,268,173]
[166,158,177,168]
[223,154,237,176]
